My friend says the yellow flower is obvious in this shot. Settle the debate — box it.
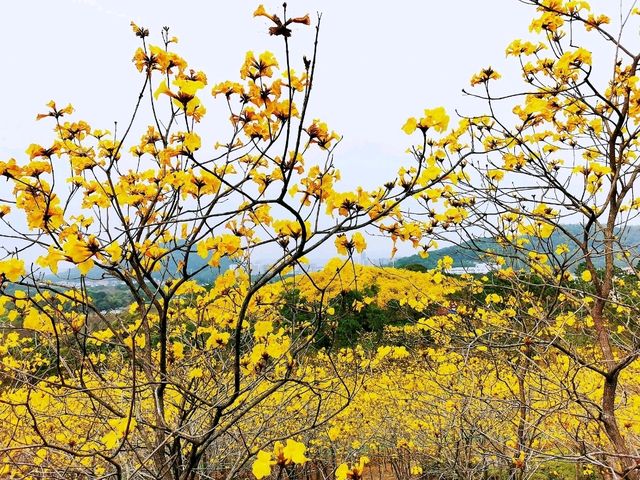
[23,308,54,334]
[104,241,123,263]
[485,293,503,304]
[101,417,137,450]
[581,269,592,282]
[403,107,450,135]
[130,21,149,38]
[402,117,417,135]
[35,100,74,121]
[252,450,274,479]
[421,107,450,132]
[254,320,274,340]
[335,233,367,256]
[63,235,98,264]
[273,219,309,240]
[529,11,564,33]
[253,4,275,22]
[505,39,546,56]
[252,5,310,37]
[352,233,367,253]
[585,13,610,31]
[0,259,25,282]
[282,439,308,465]
[182,132,201,153]
[470,66,501,86]
[486,169,504,182]
[336,456,369,480]
[36,247,65,274]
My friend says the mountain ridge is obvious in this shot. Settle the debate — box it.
[394,224,640,271]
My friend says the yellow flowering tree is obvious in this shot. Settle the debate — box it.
[0,4,463,480]
[401,1,640,478]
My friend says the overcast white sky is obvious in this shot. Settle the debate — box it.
[0,0,633,263]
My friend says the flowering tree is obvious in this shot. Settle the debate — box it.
[399,1,640,478]
[0,4,462,480]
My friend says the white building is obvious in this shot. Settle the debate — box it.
[447,263,497,275]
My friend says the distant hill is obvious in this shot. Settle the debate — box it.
[49,249,234,286]
[44,224,640,284]
[395,224,640,271]
[395,243,486,269]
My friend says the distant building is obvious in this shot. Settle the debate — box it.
[84,278,121,287]
[446,263,497,275]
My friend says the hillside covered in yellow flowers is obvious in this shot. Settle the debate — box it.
[4,0,640,479]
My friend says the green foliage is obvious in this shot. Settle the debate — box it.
[280,285,424,350]
[87,286,133,312]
